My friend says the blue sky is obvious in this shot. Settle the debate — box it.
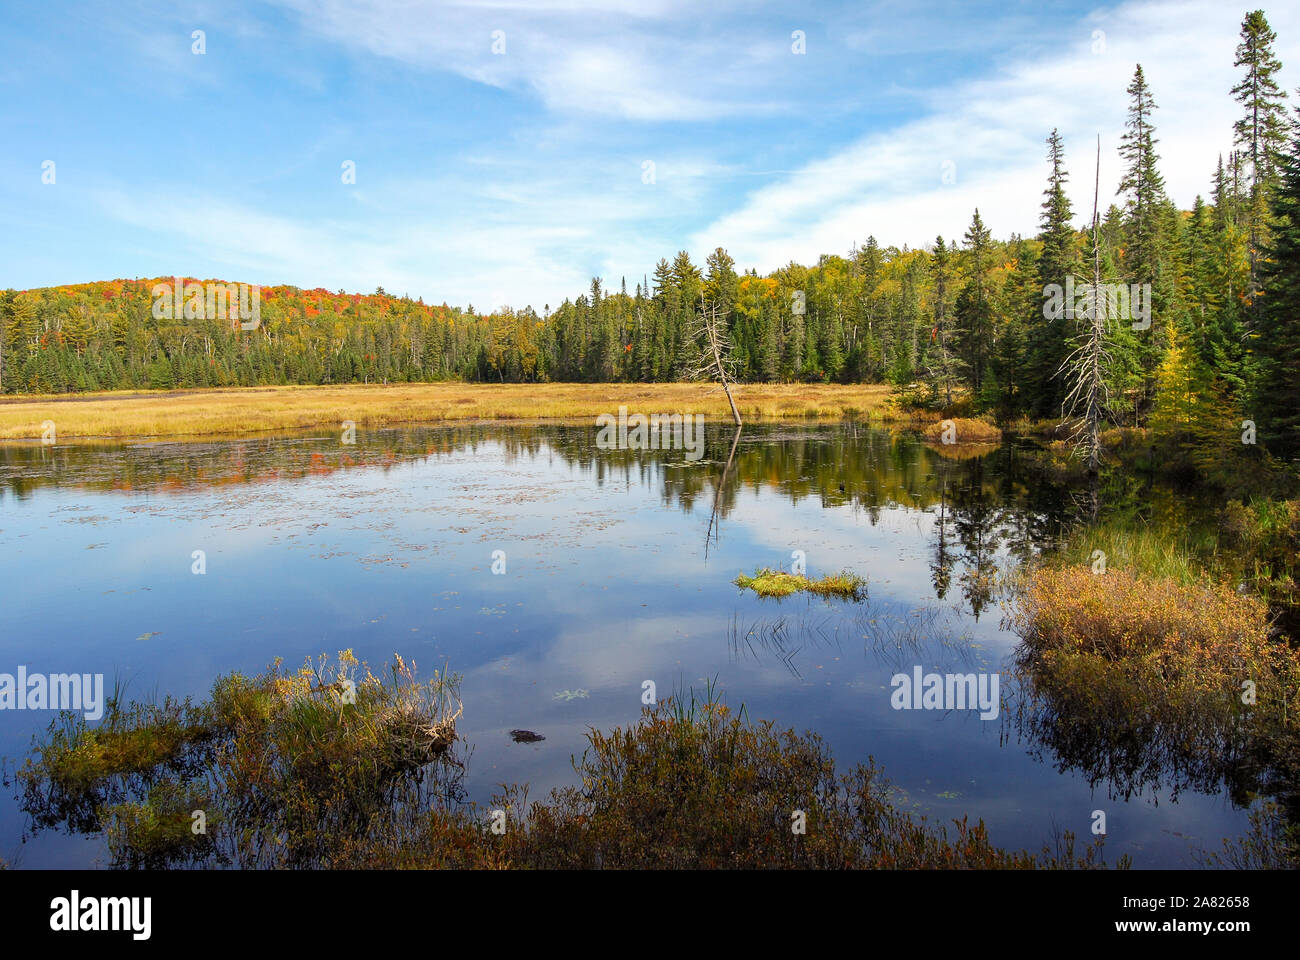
[2,0,1297,310]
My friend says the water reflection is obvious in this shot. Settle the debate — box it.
[0,424,1077,623]
[0,422,1260,866]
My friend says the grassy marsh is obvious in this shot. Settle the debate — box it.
[0,382,916,440]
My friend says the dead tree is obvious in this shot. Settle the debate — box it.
[1059,135,1112,478]
[690,295,742,426]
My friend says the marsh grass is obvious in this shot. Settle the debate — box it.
[0,382,904,440]
[1194,802,1300,869]
[1053,504,1300,633]
[734,567,867,601]
[19,651,464,867]
[1015,566,1293,694]
[1221,499,1300,610]
[1011,564,1300,853]
[20,666,1125,869]
[1054,518,1218,586]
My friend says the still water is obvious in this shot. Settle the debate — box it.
[0,422,1252,867]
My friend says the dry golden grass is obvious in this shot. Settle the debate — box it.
[0,382,907,440]
[922,417,1003,445]
[1017,565,1273,663]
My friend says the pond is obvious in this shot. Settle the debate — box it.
[0,421,1254,867]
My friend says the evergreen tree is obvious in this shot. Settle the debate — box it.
[956,208,995,397]
[1232,9,1290,307]
[1029,129,1077,417]
[1116,64,1171,419]
[1253,110,1300,458]
[925,236,964,406]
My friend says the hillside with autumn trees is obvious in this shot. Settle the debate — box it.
[3,11,1299,460]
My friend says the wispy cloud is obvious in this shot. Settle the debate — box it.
[689,0,1300,267]
[4,0,1297,311]
[275,0,790,120]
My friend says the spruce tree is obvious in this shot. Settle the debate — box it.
[1232,9,1290,307]
[925,236,964,406]
[1116,64,1171,419]
[1030,129,1077,416]
[956,209,994,397]
[1253,110,1300,458]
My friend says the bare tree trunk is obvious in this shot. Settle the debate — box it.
[695,297,742,426]
[708,305,741,426]
[1060,135,1111,480]
[1088,135,1103,476]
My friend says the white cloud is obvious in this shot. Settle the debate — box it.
[274,0,778,121]
[84,1,1300,309]
[689,0,1300,267]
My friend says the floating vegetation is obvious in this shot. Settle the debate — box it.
[734,568,866,601]
[552,689,589,701]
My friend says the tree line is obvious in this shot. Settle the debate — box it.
[2,11,1298,456]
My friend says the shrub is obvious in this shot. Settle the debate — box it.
[491,698,1120,869]
[20,672,1122,869]
[19,651,464,868]
[1016,566,1282,675]
[1011,565,1300,810]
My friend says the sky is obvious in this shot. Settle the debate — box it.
[1,0,1297,312]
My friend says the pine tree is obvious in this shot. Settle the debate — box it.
[925,236,965,406]
[956,209,995,396]
[1116,64,1171,419]
[1030,129,1078,416]
[1253,111,1300,458]
[1232,9,1290,308]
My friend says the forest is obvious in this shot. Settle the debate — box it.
[3,12,1298,461]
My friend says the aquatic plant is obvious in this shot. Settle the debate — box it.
[734,568,867,601]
